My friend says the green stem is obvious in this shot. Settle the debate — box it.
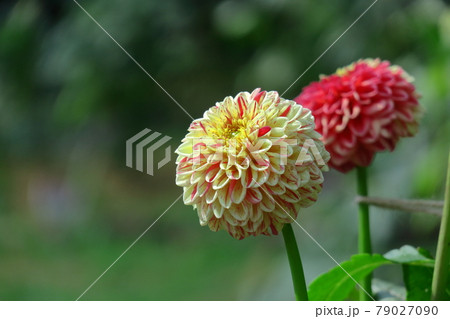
[282,223,309,301]
[431,152,450,301]
[356,166,373,301]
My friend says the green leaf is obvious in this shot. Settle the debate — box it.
[417,247,434,259]
[399,246,450,301]
[402,264,434,301]
[384,245,434,267]
[308,254,391,301]
[383,246,437,300]
[384,245,449,301]
[308,246,445,301]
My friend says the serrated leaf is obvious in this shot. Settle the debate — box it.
[308,254,391,301]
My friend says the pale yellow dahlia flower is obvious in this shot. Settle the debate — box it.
[175,89,330,239]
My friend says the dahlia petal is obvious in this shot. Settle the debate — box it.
[224,212,238,226]
[267,146,293,160]
[340,129,356,148]
[258,126,272,137]
[235,156,250,170]
[208,217,221,231]
[204,109,222,122]
[245,169,255,188]
[260,194,275,212]
[280,104,291,117]
[297,168,311,187]
[226,167,241,180]
[246,188,262,204]
[190,169,205,184]
[205,163,221,182]
[212,170,229,190]
[230,179,246,204]
[286,120,303,132]
[266,182,285,195]
[265,105,279,120]
[176,173,191,187]
[324,100,341,114]
[280,169,300,190]
[349,116,370,136]
[220,159,231,171]
[353,146,375,167]
[237,95,247,117]
[270,127,286,137]
[205,187,218,204]
[309,165,324,184]
[271,203,293,218]
[200,178,213,196]
[249,205,264,223]
[266,170,280,186]
[212,201,224,218]
[395,106,414,122]
[252,89,266,105]
[270,223,281,235]
[183,184,196,205]
[269,155,285,175]
[380,127,392,138]
[288,104,305,122]
[294,148,314,166]
[217,187,232,209]
[247,138,272,154]
[229,203,249,221]
[176,141,193,156]
[198,202,213,223]
[249,155,270,171]
[254,168,270,186]
[378,85,392,97]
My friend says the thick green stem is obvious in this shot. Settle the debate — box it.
[282,223,309,301]
[431,152,450,301]
[356,166,373,300]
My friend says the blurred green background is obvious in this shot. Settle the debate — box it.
[0,0,449,300]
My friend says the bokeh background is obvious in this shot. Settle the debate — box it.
[1,0,449,300]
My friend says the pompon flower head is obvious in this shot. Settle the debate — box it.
[175,89,330,239]
[295,58,422,173]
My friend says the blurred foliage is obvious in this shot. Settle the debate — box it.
[308,245,447,301]
[0,0,449,300]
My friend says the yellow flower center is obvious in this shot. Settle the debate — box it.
[210,118,251,145]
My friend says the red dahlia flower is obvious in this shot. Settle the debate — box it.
[295,59,422,173]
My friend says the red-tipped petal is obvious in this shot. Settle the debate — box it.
[280,105,291,117]
[237,96,247,117]
[199,122,207,134]
[257,126,271,137]
[253,90,266,104]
